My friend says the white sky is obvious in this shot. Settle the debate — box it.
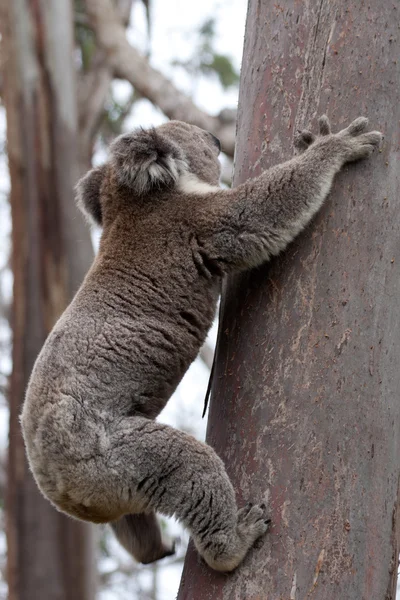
[123,0,247,125]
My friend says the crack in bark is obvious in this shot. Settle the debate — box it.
[313,0,325,45]
[295,0,335,132]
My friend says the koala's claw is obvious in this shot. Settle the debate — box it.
[238,506,270,549]
[237,502,270,539]
[295,114,382,162]
[294,114,331,152]
[338,122,383,162]
[237,503,252,520]
[238,503,262,522]
[296,114,383,163]
[318,114,331,136]
[343,116,369,137]
[294,129,316,152]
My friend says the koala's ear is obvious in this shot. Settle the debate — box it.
[75,164,107,227]
[110,128,187,195]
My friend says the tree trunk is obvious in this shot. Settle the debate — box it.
[178,1,400,598]
[2,1,96,598]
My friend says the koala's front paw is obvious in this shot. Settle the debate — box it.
[294,129,316,153]
[294,115,330,153]
[295,115,383,164]
[336,116,383,163]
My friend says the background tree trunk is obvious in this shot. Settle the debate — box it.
[2,0,96,598]
[178,1,400,598]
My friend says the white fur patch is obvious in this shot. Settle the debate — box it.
[289,171,335,236]
[177,173,221,195]
[256,169,337,264]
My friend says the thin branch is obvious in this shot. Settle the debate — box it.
[78,51,113,167]
[116,0,135,26]
[78,50,112,168]
[84,0,236,157]
[76,0,135,168]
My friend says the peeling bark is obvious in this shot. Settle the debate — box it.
[84,0,236,157]
[2,0,96,598]
[178,1,400,598]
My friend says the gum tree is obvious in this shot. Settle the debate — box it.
[178,1,400,598]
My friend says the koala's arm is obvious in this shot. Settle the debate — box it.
[195,116,382,271]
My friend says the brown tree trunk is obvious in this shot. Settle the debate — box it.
[178,1,400,598]
[1,1,96,598]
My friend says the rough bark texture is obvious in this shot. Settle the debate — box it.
[2,1,96,598]
[178,1,400,598]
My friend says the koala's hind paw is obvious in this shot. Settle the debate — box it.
[200,502,271,572]
[237,502,271,543]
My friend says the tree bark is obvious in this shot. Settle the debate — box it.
[178,1,400,598]
[2,1,96,598]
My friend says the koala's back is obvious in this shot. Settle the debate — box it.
[22,216,220,509]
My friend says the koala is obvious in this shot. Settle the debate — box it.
[21,116,382,572]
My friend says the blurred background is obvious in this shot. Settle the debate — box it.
[1,2,398,599]
[0,0,246,598]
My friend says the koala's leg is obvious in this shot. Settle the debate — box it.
[110,512,175,564]
[109,417,269,572]
[195,116,383,271]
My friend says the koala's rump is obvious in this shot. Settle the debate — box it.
[22,393,130,523]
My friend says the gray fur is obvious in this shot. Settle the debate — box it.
[109,127,188,195]
[75,164,106,226]
[21,117,382,572]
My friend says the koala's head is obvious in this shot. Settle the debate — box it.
[76,121,221,227]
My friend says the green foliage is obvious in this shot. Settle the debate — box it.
[201,53,239,89]
[72,3,237,152]
[199,17,215,38]
[173,17,239,90]
[73,0,149,141]
[98,527,112,557]
[74,0,96,72]
[76,26,97,72]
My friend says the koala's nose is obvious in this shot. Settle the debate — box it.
[210,134,221,153]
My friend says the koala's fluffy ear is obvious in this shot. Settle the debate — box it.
[75,164,107,227]
[110,128,187,195]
